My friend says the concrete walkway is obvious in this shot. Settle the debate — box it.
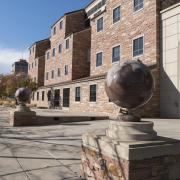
[0,106,180,179]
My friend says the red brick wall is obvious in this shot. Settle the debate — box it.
[65,10,87,37]
[72,28,91,80]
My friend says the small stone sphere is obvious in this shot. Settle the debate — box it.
[15,87,30,104]
[105,60,154,110]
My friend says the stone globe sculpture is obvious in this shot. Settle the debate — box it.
[15,87,31,112]
[105,60,154,122]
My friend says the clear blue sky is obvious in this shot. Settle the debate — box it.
[0,0,92,74]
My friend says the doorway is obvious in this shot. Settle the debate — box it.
[63,88,70,108]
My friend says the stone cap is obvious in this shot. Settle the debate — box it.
[82,133,180,160]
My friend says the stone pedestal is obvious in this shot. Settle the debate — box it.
[81,121,180,180]
[9,109,37,126]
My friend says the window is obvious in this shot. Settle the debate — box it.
[42,91,45,101]
[113,6,121,23]
[32,92,35,100]
[53,26,56,35]
[32,63,33,68]
[112,45,120,62]
[96,52,103,67]
[59,44,62,53]
[37,92,39,101]
[52,48,56,57]
[51,70,54,79]
[29,65,30,70]
[75,87,81,102]
[134,0,144,11]
[133,36,144,57]
[65,65,68,75]
[30,49,31,55]
[57,68,60,77]
[97,17,103,32]
[87,0,106,17]
[90,85,97,102]
[34,77,36,83]
[60,21,63,29]
[35,60,37,67]
[46,72,49,80]
[66,39,69,49]
[47,52,50,60]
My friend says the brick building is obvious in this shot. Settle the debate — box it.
[12,59,28,76]
[29,0,180,118]
[28,39,50,87]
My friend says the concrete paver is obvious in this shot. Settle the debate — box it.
[0,107,180,179]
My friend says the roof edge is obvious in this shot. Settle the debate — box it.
[29,38,50,49]
[51,9,85,28]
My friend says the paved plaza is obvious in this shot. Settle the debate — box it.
[0,107,180,180]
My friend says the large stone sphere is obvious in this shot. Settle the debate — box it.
[15,87,30,104]
[105,60,154,110]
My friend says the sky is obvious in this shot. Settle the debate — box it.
[0,0,92,74]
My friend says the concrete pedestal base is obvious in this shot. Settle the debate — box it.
[106,120,157,141]
[9,110,37,126]
[81,120,180,180]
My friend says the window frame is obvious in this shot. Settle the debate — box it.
[60,21,63,29]
[53,26,56,35]
[57,68,61,77]
[133,0,144,12]
[59,44,62,53]
[112,45,120,63]
[46,52,50,60]
[37,92,39,101]
[42,91,45,101]
[52,48,56,57]
[65,65,68,75]
[96,52,103,67]
[113,6,121,24]
[97,17,104,32]
[132,35,144,58]
[66,39,70,49]
[75,87,81,102]
[90,84,97,102]
[51,70,54,79]
[46,72,49,80]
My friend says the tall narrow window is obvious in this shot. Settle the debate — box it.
[42,91,45,101]
[134,0,144,11]
[59,44,62,53]
[32,92,34,100]
[37,92,39,101]
[113,6,121,23]
[60,21,63,29]
[53,26,56,35]
[66,39,69,49]
[97,17,103,32]
[57,68,60,77]
[46,72,49,80]
[112,45,120,62]
[75,87,81,102]
[133,36,144,57]
[47,52,50,60]
[96,52,103,67]
[51,70,54,79]
[52,48,56,57]
[65,65,68,75]
[90,85,97,102]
